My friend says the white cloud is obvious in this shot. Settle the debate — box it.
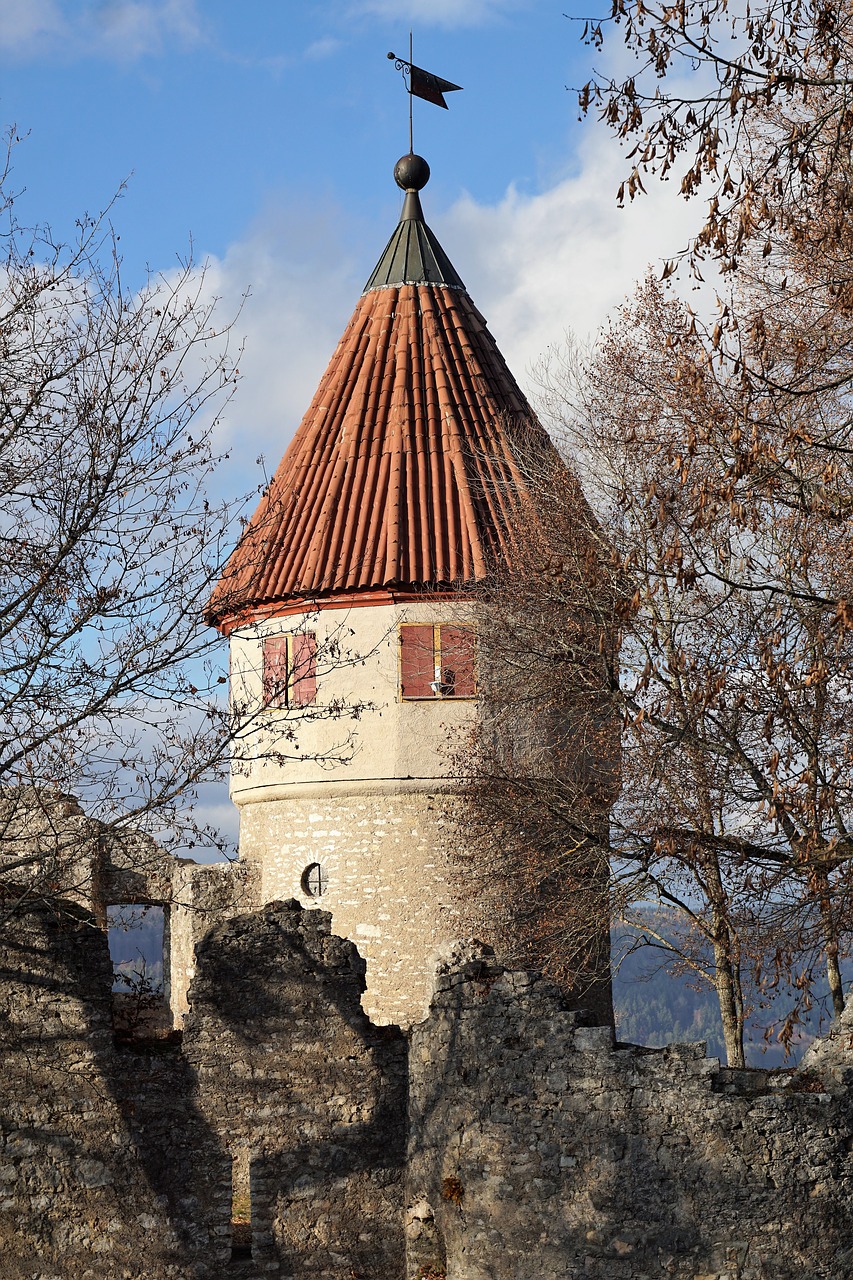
[0,0,202,59]
[437,127,714,389]
[90,0,202,59]
[303,36,342,61]
[0,0,65,53]
[186,198,366,497]
[350,0,530,28]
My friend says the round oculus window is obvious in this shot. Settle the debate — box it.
[301,862,327,898]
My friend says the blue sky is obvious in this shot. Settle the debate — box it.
[0,0,701,488]
[2,2,604,275]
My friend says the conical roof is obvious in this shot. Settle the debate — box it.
[209,155,557,630]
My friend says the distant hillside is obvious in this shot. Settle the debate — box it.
[612,911,844,1067]
[107,904,164,994]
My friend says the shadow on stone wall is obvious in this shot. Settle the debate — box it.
[407,940,853,1280]
[0,894,228,1279]
[184,900,407,1279]
[5,895,853,1280]
[0,894,406,1280]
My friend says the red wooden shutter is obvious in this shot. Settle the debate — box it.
[291,632,317,707]
[440,625,476,697]
[400,625,436,698]
[263,635,289,708]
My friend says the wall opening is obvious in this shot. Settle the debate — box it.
[107,903,173,1041]
[301,861,327,898]
[230,1148,252,1262]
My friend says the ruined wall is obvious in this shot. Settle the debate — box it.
[0,790,106,913]
[185,901,407,1277]
[1,896,406,1280]
[168,857,258,1022]
[407,941,853,1280]
[0,898,227,1280]
[6,897,853,1280]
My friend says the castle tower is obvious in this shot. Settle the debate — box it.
[208,155,571,1026]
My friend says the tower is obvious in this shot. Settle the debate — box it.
[207,154,579,1026]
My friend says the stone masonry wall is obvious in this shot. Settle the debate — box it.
[238,791,460,1027]
[1,896,406,1280]
[168,857,259,1022]
[185,901,408,1277]
[407,941,853,1280]
[0,897,227,1280]
[6,896,853,1280]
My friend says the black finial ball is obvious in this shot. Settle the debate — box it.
[394,153,430,192]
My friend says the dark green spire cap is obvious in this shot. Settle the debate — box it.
[363,153,465,293]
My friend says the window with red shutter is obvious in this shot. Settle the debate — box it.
[291,632,317,707]
[262,631,317,708]
[399,623,477,699]
[262,635,289,708]
[400,624,436,698]
[438,625,476,697]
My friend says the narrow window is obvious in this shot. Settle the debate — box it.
[230,1149,252,1262]
[400,624,477,699]
[108,904,167,1039]
[262,632,317,708]
[439,625,477,698]
[262,635,289,709]
[400,624,435,698]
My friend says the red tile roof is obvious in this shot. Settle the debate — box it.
[208,185,559,630]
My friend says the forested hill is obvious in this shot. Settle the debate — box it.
[612,912,844,1068]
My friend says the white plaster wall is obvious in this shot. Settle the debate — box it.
[229,601,477,803]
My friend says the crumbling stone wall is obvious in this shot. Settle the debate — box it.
[407,941,853,1280]
[0,790,106,913]
[168,857,258,1021]
[185,901,407,1278]
[0,897,227,1280]
[1,895,406,1280]
[7,896,853,1280]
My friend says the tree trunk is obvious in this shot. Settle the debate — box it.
[704,856,745,1067]
[816,872,845,1018]
[711,922,746,1067]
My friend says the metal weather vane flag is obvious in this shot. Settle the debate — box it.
[387,49,463,110]
[387,37,462,153]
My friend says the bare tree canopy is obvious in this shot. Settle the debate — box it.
[446,429,620,1028]
[537,272,853,1063]
[0,139,244,909]
[578,0,853,274]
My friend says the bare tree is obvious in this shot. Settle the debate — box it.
[548,276,853,1063]
[0,138,244,913]
[0,140,385,925]
[454,233,853,1061]
[577,0,853,276]
[448,431,620,1028]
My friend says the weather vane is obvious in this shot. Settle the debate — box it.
[387,34,462,153]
